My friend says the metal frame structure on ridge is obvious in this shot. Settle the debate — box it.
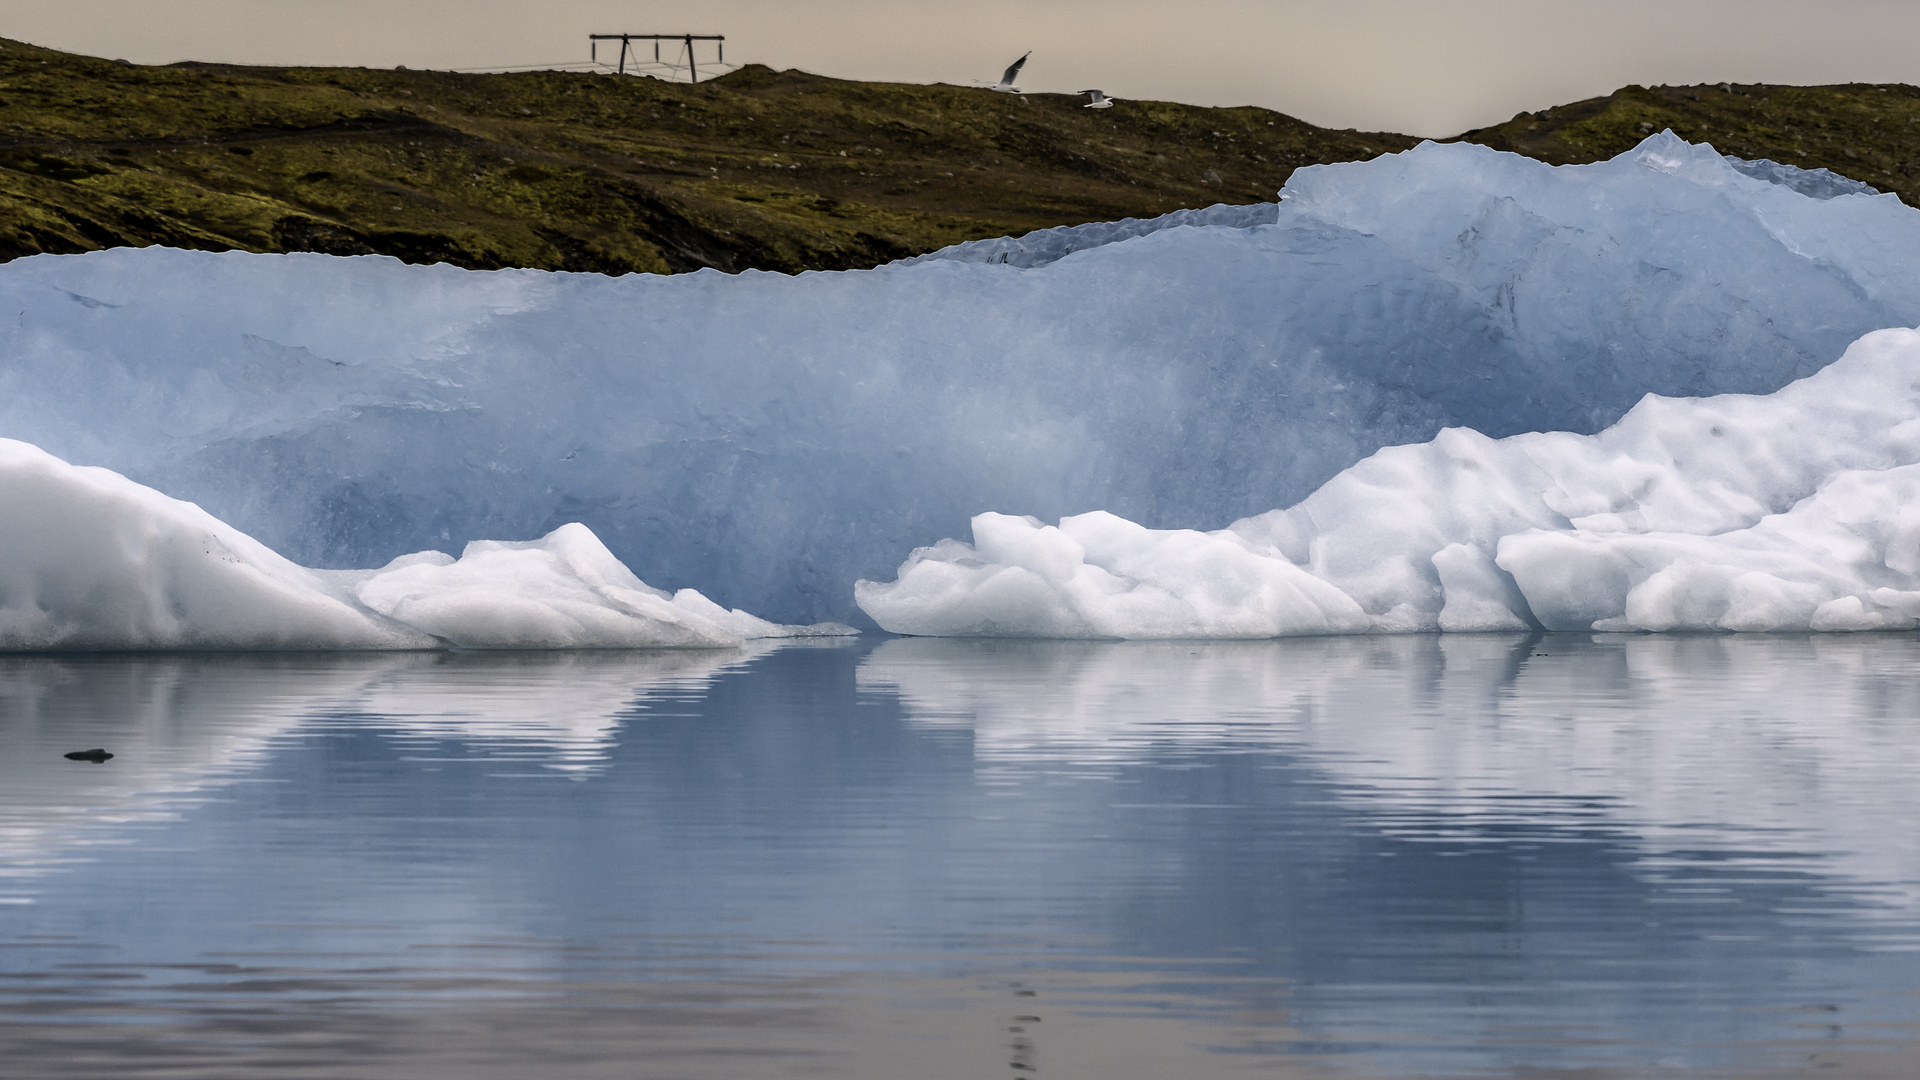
[590,34,727,83]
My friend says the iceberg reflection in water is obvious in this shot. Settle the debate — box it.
[0,648,761,895]
[863,634,1920,910]
[2,636,1918,1078]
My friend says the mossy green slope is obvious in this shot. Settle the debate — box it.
[1454,81,1920,206]
[0,36,1411,273]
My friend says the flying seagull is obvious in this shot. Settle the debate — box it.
[984,52,1028,93]
[1081,89,1115,109]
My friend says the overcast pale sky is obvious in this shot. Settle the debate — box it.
[3,1,1916,136]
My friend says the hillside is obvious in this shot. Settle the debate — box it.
[2,35,1915,275]
[0,37,1410,274]
[1454,80,1920,206]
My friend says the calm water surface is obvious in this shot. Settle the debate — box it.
[2,634,1918,1079]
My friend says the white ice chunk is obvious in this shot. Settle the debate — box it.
[860,327,1920,637]
[348,522,851,648]
[0,437,432,650]
[0,439,847,651]
[1501,459,1920,633]
[348,525,742,648]
[855,511,1368,638]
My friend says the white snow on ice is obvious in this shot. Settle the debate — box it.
[6,133,1920,626]
[857,327,1920,636]
[0,438,846,650]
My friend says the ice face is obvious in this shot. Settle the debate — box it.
[0,439,841,650]
[3,133,1918,626]
[856,327,1920,636]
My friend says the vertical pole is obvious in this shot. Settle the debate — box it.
[718,40,724,63]
[686,34,697,83]
[618,37,629,74]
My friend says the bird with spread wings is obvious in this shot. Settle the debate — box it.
[979,52,1028,93]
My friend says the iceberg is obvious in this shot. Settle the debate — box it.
[4,133,1920,626]
[858,327,1920,636]
[0,438,843,650]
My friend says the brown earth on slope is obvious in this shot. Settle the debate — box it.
[2,34,1915,276]
[0,36,1410,274]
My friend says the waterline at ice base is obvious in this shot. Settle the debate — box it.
[6,132,1920,638]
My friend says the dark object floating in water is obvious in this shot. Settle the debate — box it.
[64,749,113,763]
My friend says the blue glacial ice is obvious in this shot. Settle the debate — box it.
[3,132,1920,634]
